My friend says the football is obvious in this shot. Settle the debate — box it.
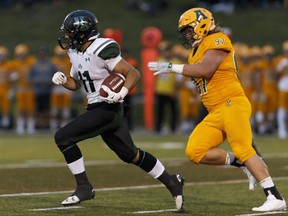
[100,73,125,97]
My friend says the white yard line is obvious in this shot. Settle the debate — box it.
[132,209,177,214]
[29,206,83,211]
[1,151,287,170]
[235,211,287,216]
[1,178,287,215]
[1,177,287,198]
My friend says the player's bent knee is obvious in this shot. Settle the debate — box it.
[131,150,140,164]
[54,128,70,146]
[185,147,201,164]
[119,155,135,163]
[116,150,137,164]
[233,148,256,164]
[54,130,63,146]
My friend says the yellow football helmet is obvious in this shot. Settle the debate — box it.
[237,44,250,58]
[282,40,288,50]
[282,40,288,55]
[158,40,172,51]
[262,44,274,61]
[262,44,274,55]
[178,7,215,48]
[250,46,262,58]
[172,44,190,61]
[0,46,8,55]
[0,46,8,60]
[14,44,29,57]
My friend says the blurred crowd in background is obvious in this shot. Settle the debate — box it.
[0,0,287,11]
[0,43,74,134]
[0,0,72,9]
[126,0,288,16]
[0,1,287,139]
[0,30,288,139]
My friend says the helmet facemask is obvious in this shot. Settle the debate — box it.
[178,26,199,49]
[58,27,77,50]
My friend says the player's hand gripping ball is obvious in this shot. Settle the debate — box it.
[100,73,128,104]
[99,73,125,97]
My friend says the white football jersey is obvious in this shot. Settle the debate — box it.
[68,38,122,104]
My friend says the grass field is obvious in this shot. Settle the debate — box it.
[0,132,287,216]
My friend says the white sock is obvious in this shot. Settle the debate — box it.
[16,117,25,134]
[50,119,57,131]
[260,176,274,189]
[148,159,165,179]
[67,157,85,175]
[277,108,286,135]
[225,152,235,165]
[27,117,35,134]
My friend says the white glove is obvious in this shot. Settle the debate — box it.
[148,62,173,75]
[100,86,128,104]
[148,62,184,75]
[52,71,67,85]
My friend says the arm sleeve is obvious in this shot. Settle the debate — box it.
[98,42,122,71]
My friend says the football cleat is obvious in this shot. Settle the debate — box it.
[61,184,95,206]
[170,174,185,212]
[242,166,257,191]
[252,194,286,212]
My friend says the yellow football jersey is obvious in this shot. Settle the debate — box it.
[51,56,71,76]
[188,32,245,112]
[11,56,36,88]
[155,57,177,96]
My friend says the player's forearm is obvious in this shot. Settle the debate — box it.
[62,77,81,91]
[124,67,140,91]
[182,63,215,79]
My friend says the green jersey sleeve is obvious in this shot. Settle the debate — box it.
[98,42,120,60]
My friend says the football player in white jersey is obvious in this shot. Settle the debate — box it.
[52,10,185,212]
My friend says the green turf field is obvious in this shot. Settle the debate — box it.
[0,132,287,216]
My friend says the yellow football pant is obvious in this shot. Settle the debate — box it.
[186,96,256,164]
[51,93,72,108]
[16,91,35,113]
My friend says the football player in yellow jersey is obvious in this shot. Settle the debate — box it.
[154,40,179,134]
[0,46,13,129]
[50,46,72,131]
[276,40,288,138]
[172,44,200,134]
[255,45,279,135]
[246,46,263,131]
[236,45,265,133]
[11,44,36,134]
[148,7,286,212]
[235,45,256,120]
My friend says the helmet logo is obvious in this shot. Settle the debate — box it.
[73,16,90,31]
[194,9,208,21]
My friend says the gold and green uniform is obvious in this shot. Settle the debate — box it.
[185,32,256,163]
